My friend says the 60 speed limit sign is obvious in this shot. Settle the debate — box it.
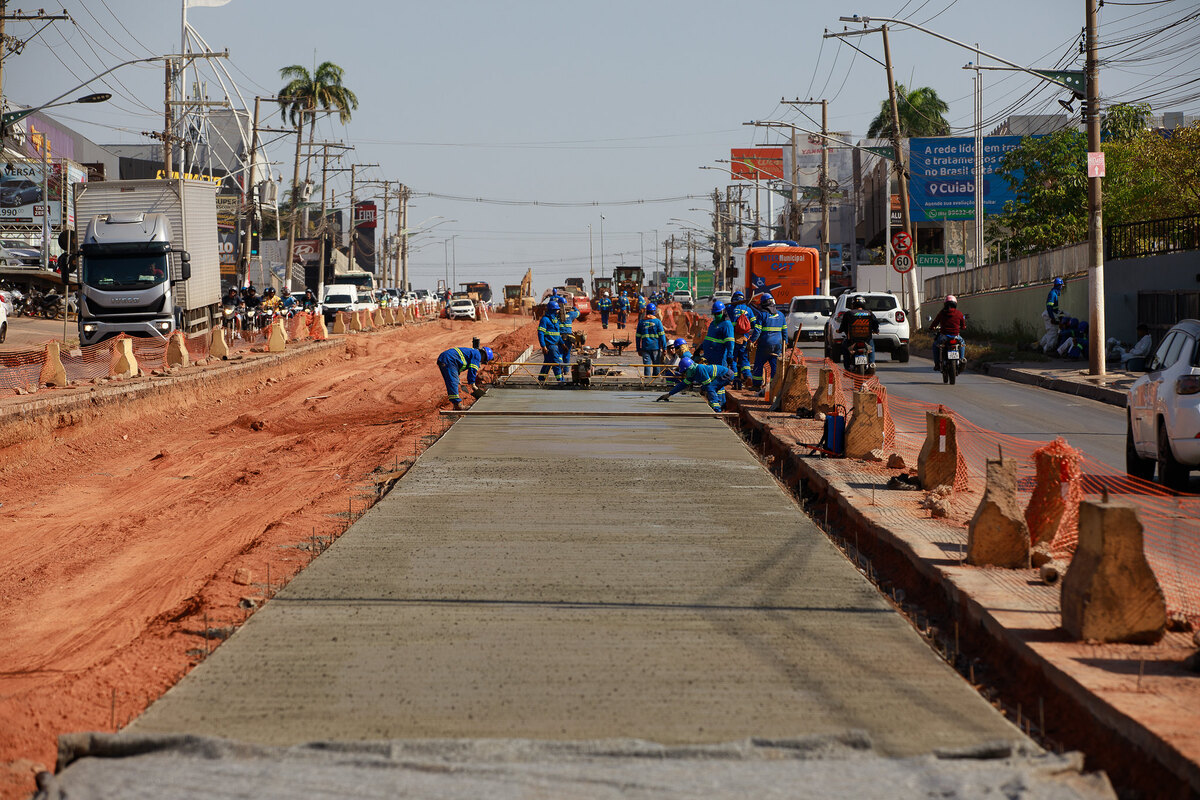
[892,253,914,273]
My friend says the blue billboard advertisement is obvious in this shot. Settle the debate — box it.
[907,136,1033,221]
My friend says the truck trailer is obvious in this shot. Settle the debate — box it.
[72,179,221,346]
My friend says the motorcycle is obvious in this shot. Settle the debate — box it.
[938,334,965,385]
[29,288,62,319]
[845,340,874,377]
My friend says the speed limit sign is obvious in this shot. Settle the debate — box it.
[892,253,914,273]
[891,230,913,253]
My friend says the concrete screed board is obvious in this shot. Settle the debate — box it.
[129,388,1023,756]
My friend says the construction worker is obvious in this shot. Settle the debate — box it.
[725,290,755,385]
[559,301,580,366]
[663,337,693,377]
[538,299,565,382]
[635,301,667,377]
[656,357,736,411]
[1040,277,1065,354]
[749,293,786,393]
[597,290,613,329]
[700,300,735,370]
[437,345,494,410]
[616,292,630,330]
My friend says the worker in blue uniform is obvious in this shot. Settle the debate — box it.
[597,291,613,329]
[725,290,755,385]
[656,357,736,411]
[538,299,565,383]
[635,301,667,377]
[615,292,630,330]
[559,301,580,366]
[750,292,787,393]
[700,300,735,370]
[437,345,494,409]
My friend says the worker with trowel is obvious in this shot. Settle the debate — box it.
[437,345,494,410]
[655,356,736,411]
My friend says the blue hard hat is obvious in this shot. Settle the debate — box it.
[1069,317,1079,328]
[711,301,725,315]
[645,302,657,314]
[1078,320,1088,333]
[1053,277,1064,287]
[481,346,494,362]
[673,337,687,348]
[621,291,627,296]
[678,356,694,372]
[731,291,745,303]
[547,300,561,312]
[759,293,774,306]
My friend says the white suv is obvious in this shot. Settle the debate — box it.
[787,295,835,343]
[824,291,910,362]
[671,290,694,309]
[1127,319,1200,491]
[447,295,477,320]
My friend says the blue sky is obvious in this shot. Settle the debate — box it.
[6,0,1198,291]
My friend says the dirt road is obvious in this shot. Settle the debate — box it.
[0,315,534,799]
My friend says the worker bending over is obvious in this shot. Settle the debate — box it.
[656,356,737,411]
[437,345,494,410]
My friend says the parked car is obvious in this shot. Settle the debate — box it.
[1126,318,1200,490]
[0,179,41,207]
[787,294,836,343]
[320,283,376,323]
[1,239,42,268]
[671,289,694,310]
[711,290,733,307]
[447,295,477,320]
[824,291,910,362]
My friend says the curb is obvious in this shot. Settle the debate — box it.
[980,363,1127,407]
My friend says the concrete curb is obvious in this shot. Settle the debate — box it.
[980,363,1127,407]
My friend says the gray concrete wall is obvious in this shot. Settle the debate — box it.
[920,250,1200,345]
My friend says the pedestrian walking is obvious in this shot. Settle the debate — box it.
[635,302,667,377]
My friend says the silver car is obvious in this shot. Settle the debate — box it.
[1126,319,1200,490]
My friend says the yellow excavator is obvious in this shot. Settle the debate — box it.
[504,269,536,314]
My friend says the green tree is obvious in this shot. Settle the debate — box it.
[993,129,1088,254]
[277,61,359,182]
[1102,102,1152,143]
[866,84,951,139]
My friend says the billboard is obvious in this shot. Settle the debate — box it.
[907,136,1029,221]
[730,147,784,181]
[0,160,65,227]
[216,195,240,276]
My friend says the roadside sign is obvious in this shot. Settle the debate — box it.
[915,253,966,269]
[892,253,914,274]
[1088,151,1105,178]
[891,230,912,253]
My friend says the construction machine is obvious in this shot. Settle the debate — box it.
[613,266,645,312]
[592,276,612,302]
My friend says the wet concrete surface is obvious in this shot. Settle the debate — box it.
[129,387,1024,757]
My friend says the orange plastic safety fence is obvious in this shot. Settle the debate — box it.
[185,331,210,361]
[129,335,169,373]
[61,339,118,383]
[0,345,46,391]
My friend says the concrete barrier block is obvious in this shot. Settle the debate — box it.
[967,458,1031,568]
[333,313,348,334]
[1061,499,1166,644]
[210,326,230,359]
[373,308,385,327]
[311,314,328,340]
[166,332,191,368]
[111,337,139,378]
[267,320,287,352]
[779,361,812,413]
[845,390,885,459]
[350,310,363,332]
[917,410,957,490]
[812,367,837,415]
[41,340,68,387]
[1025,443,1081,548]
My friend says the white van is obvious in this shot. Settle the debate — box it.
[321,283,377,323]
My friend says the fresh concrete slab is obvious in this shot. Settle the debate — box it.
[130,388,1023,757]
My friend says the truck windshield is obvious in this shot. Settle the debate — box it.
[84,254,168,288]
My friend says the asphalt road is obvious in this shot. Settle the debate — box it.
[796,342,1127,472]
[0,312,72,351]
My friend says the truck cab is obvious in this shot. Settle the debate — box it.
[78,212,189,345]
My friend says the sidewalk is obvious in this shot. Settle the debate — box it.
[979,360,1134,407]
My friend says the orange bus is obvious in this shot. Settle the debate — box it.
[744,240,820,307]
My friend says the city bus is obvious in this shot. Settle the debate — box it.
[744,240,820,307]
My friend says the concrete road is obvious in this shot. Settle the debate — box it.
[130,387,1022,757]
[797,343,1126,471]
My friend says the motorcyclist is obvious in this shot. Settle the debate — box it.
[837,295,880,371]
[222,287,240,308]
[302,288,318,311]
[243,286,261,309]
[261,287,280,311]
[930,295,967,371]
[280,288,297,313]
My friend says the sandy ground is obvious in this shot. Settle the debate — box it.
[0,313,542,800]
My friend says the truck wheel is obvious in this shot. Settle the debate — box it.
[896,345,910,363]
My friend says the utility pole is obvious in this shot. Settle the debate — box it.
[1085,0,1105,376]
[882,26,920,329]
[783,98,831,295]
[378,180,392,288]
[346,162,379,276]
[239,96,262,286]
[163,61,174,175]
[312,141,352,295]
[399,185,410,292]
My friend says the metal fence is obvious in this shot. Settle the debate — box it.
[923,243,1089,299]
[1138,290,1200,342]
[1107,213,1200,260]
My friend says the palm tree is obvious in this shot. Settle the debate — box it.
[866,84,950,139]
[277,61,359,182]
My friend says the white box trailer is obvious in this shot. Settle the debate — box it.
[73,179,222,343]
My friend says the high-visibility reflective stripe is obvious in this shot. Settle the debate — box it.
[452,347,468,370]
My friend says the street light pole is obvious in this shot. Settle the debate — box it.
[600,214,606,280]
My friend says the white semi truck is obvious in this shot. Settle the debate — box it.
[72,179,222,346]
